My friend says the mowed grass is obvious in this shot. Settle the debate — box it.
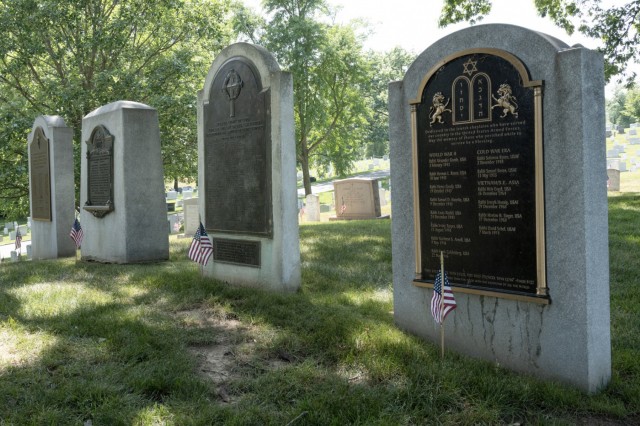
[0,199,639,424]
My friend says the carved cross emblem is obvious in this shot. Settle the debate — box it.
[223,69,243,118]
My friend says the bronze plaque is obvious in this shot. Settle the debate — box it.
[212,238,261,267]
[203,57,272,236]
[84,125,114,218]
[412,49,547,298]
[30,127,52,221]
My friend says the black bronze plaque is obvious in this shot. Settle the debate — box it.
[414,50,546,297]
[212,238,261,267]
[204,57,272,236]
[30,127,52,221]
[84,125,114,218]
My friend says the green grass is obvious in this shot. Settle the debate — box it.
[1,199,639,424]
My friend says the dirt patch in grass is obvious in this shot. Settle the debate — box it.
[175,306,289,404]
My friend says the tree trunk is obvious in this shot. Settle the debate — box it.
[173,177,179,191]
[300,154,312,196]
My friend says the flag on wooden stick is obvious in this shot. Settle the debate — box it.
[188,222,213,266]
[430,270,456,325]
[69,218,84,248]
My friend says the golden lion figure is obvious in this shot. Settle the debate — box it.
[492,84,519,118]
[429,92,451,126]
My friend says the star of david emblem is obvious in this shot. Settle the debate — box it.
[463,58,478,76]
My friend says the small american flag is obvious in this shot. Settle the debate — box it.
[188,222,213,266]
[430,270,456,324]
[15,228,22,251]
[340,198,346,215]
[69,218,84,248]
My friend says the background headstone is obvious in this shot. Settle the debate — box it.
[183,198,200,236]
[379,188,388,206]
[389,24,610,393]
[607,169,620,191]
[168,215,181,234]
[197,42,301,292]
[80,101,169,263]
[332,178,387,220]
[305,194,321,222]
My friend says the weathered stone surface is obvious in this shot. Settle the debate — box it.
[80,101,169,263]
[197,43,300,292]
[27,116,76,259]
[389,24,610,393]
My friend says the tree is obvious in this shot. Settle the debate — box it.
[236,0,373,195]
[623,85,640,121]
[0,93,31,220]
[607,85,633,127]
[364,47,416,158]
[438,0,640,81]
[0,0,231,218]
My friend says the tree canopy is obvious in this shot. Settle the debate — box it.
[364,47,416,158]
[607,84,640,126]
[0,0,231,219]
[438,0,640,82]
[235,0,374,195]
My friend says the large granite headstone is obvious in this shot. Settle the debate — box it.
[80,101,169,263]
[197,42,300,292]
[389,24,610,393]
[332,178,388,220]
[27,116,76,259]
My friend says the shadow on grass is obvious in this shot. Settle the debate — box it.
[0,213,639,423]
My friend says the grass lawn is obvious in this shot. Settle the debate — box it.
[0,195,638,424]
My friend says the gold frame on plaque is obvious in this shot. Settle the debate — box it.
[410,48,548,304]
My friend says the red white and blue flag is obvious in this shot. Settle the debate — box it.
[69,218,84,248]
[188,222,213,266]
[430,270,456,324]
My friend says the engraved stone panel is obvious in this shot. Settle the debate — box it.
[204,58,272,236]
[415,51,544,297]
[212,238,261,267]
[30,127,52,221]
[84,125,114,218]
